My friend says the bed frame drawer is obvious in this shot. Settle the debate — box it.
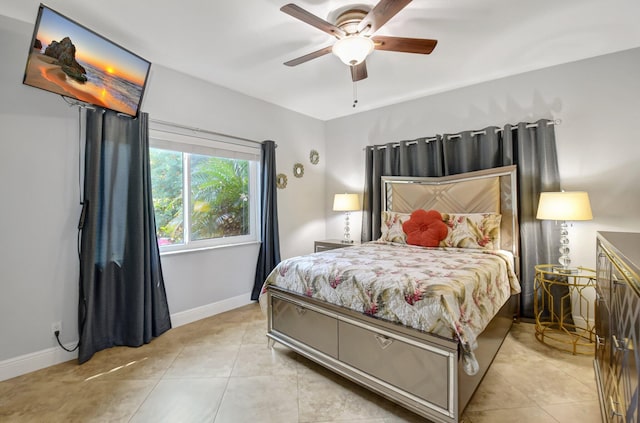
[271,296,338,358]
[338,320,451,410]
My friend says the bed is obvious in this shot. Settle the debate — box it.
[260,165,520,423]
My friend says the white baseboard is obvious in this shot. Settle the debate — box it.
[170,291,254,328]
[0,343,78,383]
[0,292,254,382]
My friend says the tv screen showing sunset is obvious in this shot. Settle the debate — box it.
[23,5,151,117]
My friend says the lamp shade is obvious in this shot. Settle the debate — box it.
[333,193,360,212]
[332,36,374,66]
[536,191,593,221]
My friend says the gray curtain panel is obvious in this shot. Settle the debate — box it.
[361,119,560,318]
[78,110,171,364]
[443,126,506,174]
[505,120,561,318]
[251,140,281,300]
[362,136,444,241]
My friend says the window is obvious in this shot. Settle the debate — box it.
[149,123,260,252]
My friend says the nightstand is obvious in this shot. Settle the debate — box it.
[534,264,596,354]
[314,239,361,252]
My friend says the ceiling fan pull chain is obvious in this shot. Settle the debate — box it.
[353,81,358,108]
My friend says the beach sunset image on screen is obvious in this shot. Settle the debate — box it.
[23,5,150,117]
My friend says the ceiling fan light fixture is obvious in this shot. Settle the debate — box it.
[332,36,374,66]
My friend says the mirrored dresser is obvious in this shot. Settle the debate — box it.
[595,232,640,422]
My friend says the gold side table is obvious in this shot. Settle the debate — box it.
[534,264,596,354]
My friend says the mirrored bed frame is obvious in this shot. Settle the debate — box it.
[264,165,520,423]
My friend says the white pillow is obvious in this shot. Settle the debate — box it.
[378,211,411,243]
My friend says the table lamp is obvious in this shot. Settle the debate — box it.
[333,193,360,243]
[536,191,593,273]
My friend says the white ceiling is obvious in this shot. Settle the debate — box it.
[3,0,640,121]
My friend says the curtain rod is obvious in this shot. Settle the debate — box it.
[367,118,561,150]
[447,118,562,140]
[149,118,268,147]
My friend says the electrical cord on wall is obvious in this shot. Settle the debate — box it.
[54,330,78,352]
[53,104,88,353]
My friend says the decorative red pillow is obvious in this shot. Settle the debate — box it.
[402,210,449,247]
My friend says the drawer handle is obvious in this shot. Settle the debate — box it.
[295,306,307,316]
[596,336,605,349]
[613,335,629,352]
[612,276,626,287]
[609,396,623,418]
[374,334,394,350]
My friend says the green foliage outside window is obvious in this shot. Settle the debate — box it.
[190,154,249,240]
[150,148,250,247]
[150,149,183,245]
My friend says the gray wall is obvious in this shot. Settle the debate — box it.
[325,47,640,270]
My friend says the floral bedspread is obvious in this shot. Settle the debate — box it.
[260,241,520,375]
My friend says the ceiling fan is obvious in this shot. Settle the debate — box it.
[281,0,438,82]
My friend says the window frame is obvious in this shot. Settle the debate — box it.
[149,122,261,254]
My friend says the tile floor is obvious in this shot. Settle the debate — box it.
[0,303,601,422]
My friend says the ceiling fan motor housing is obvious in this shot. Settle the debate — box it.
[335,9,369,35]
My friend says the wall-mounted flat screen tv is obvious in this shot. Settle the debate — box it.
[23,4,151,118]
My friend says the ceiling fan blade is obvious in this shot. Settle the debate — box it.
[284,45,334,66]
[357,0,412,35]
[281,4,346,38]
[351,61,368,82]
[372,35,437,54]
